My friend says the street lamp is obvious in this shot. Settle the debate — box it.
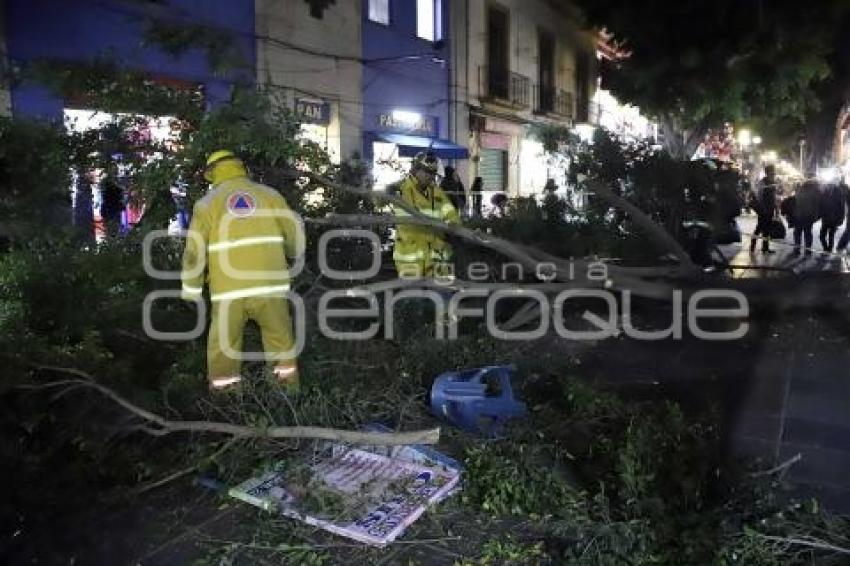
[737,129,752,148]
[752,135,762,146]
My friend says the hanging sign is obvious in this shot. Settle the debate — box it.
[296,98,331,125]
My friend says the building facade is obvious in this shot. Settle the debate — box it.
[362,0,467,189]
[256,0,362,163]
[4,0,255,121]
[0,3,10,117]
[457,0,598,203]
[3,0,255,238]
[4,0,606,204]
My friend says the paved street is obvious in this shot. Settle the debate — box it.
[582,218,850,511]
[716,214,850,508]
[720,213,850,278]
[728,213,850,276]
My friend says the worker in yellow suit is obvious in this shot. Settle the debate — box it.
[391,152,460,279]
[181,150,303,392]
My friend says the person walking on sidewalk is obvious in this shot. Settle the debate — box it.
[819,181,847,252]
[793,179,821,257]
[750,164,780,254]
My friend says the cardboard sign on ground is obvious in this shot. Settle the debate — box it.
[229,444,460,546]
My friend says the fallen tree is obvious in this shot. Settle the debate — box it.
[302,172,850,321]
[25,366,440,445]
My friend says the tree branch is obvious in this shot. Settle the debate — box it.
[25,368,440,446]
[585,178,699,274]
[749,452,802,478]
[755,534,850,556]
[307,213,677,300]
[303,172,681,286]
[304,171,848,313]
[133,437,241,495]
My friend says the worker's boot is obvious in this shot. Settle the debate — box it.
[209,375,243,394]
[273,363,300,393]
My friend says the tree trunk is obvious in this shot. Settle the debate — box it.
[660,115,685,159]
[660,113,708,161]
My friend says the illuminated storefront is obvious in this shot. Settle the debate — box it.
[366,109,468,189]
[64,108,184,241]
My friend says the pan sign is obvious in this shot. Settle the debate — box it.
[296,98,331,125]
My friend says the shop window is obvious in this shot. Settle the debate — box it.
[64,109,186,240]
[304,0,336,19]
[368,0,390,25]
[538,31,555,113]
[417,0,442,42]
[487,6,510,99]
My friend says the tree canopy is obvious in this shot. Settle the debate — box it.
[576,0,850,161]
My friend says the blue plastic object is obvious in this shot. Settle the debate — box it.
[430,365,527,436]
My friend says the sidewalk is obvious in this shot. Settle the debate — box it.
[719,213,849,278]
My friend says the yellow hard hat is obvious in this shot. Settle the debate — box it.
[204,149,245,183]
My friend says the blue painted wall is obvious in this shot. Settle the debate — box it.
[5,0,255,120]
[361,0,451,160]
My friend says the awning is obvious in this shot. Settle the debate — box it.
[371,132,469,159]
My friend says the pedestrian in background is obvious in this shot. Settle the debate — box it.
[780,188,796,230]
[99,162,124,238]
[470,176,483,217]
[490,193,508,218]
[740,178,753,214]
[73,166,96,245]
[441,165,467,215]
[819,181,846,252]
[750,164,779,254]
[793,179,821,256]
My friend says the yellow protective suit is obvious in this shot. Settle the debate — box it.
[181,172,302,389]
[392,175,460,278]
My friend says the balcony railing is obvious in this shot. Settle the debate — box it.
[534,86,573,119]
[479,66,531,109]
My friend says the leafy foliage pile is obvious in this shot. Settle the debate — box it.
[456,375,850,564]
[170,352,850,565]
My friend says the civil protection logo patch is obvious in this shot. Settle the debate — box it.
[226,191,257,217]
